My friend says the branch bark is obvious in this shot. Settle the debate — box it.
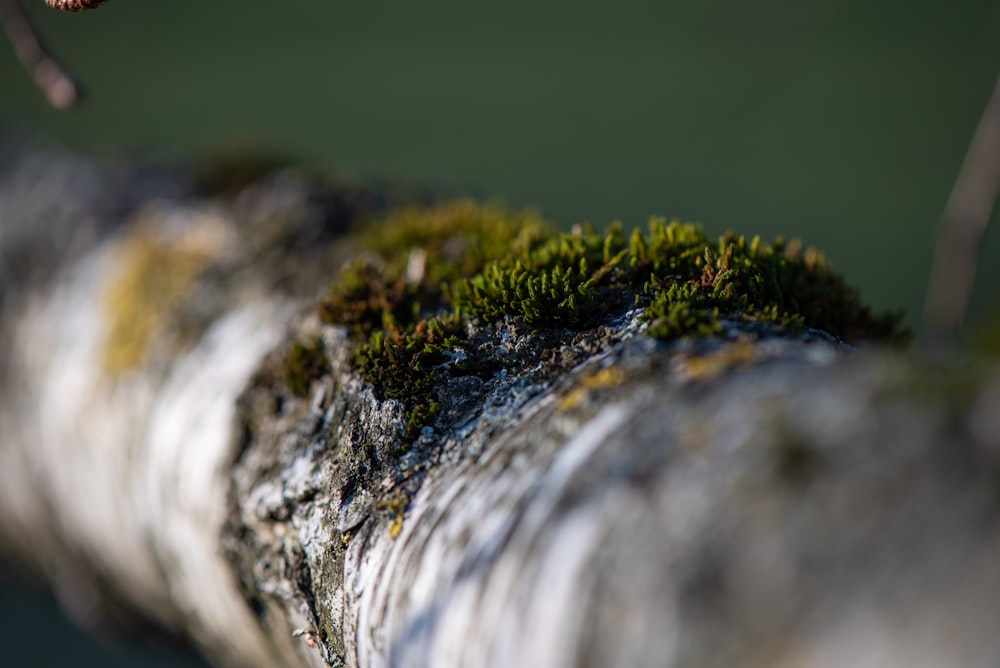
[923,72,1000,347]
[2,139,1000,668]
[0,0,83,108]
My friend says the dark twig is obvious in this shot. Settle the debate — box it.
[922,72,1000,349]
[0,0,83,108]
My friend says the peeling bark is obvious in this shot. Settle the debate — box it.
[2,138,1000,668]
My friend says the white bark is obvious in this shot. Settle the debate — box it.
[2,141,1000,668]
[0,207,295,665]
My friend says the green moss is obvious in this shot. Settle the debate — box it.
[318,259,431,340]
[355,316,463,440]
[452,223,629,326]
[319,200,549,335]
[358,199,549,284]
[646,301,724,339]
[282,338,330,398]
[318,201,547,439]
[317,203,905,444]
[635,222,905,341]
[453,218,902,341]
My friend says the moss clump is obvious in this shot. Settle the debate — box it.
[455,219,903,341]
[635,228,899,341]
[319,201,549,437]
[317,203,904,443]
[356,316,464,440]
[452,223,630,326]
[646,301,724,339]
[320,200,548,336]
[358,199,549,284]
[282,338,330,398]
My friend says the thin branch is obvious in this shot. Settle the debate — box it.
[922,72,1000,349]
[0,0,82,109]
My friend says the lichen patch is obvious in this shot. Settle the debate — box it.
[101,208,236,376]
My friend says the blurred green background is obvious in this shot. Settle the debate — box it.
[0,0,999,664]
[2,0,999,329]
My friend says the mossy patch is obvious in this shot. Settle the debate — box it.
[354,316,464,440]
[319,200,549,439]
[316,202,905,444]
[281,338,330,399]
[455,219,902,341]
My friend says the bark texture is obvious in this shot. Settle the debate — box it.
[2,137,1000,668]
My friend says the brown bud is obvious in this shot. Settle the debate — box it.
[45,0,109,11]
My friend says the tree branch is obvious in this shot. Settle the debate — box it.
[922,72,1000,348]
[2,140,1000,668]
[0,0,83,108]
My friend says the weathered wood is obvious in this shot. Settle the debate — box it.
[2,139,999,668]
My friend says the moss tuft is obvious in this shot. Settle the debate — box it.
[452,223,629,326]
[282,338,330,398]
[646,301,723,339]
[316,203,905,445]
[635,222,905,341]
[318,201,546,439]
[359,199,549,284]
[355,316,463,440]
[453,218,903,341]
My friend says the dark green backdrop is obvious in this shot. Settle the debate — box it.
[3,0,999,328]
[1,0,999,664]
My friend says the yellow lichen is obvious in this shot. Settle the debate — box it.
[101,210,233,375]
[681,340,758,380]
[558,366,627,411]
[378,490,410,539]
[387,514,404,539]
